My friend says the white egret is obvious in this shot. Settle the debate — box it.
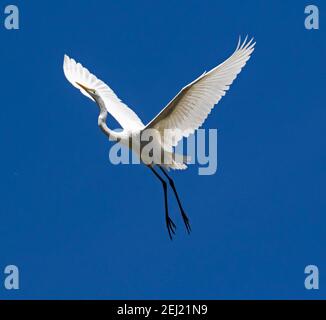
[63,37,255,239]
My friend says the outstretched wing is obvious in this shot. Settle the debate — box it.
[145,37,255,151]
[63,55,145,130]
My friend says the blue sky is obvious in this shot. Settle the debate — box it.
[0,0,325,299]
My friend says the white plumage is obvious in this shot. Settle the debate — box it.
[63,55,145,130]
[63,37,255,169]
[63,37,255,239]
[146,37,255,153]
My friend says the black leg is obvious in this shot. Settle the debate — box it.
[149,166,176,239]
[159,166,191,234]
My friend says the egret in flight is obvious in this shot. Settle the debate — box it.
[63,37,255,239]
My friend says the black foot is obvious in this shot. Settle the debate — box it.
[166,216,176,240]
[181,211,191,234]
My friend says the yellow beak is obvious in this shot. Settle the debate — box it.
[76,82,93,93]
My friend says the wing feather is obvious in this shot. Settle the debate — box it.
[145,37,255,151]
[63,55,144,130]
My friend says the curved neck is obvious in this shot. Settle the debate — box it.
[95,95,121,141]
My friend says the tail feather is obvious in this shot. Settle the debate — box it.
[166,153,190,170]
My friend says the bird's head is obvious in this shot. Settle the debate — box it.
[75,82,98,101]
